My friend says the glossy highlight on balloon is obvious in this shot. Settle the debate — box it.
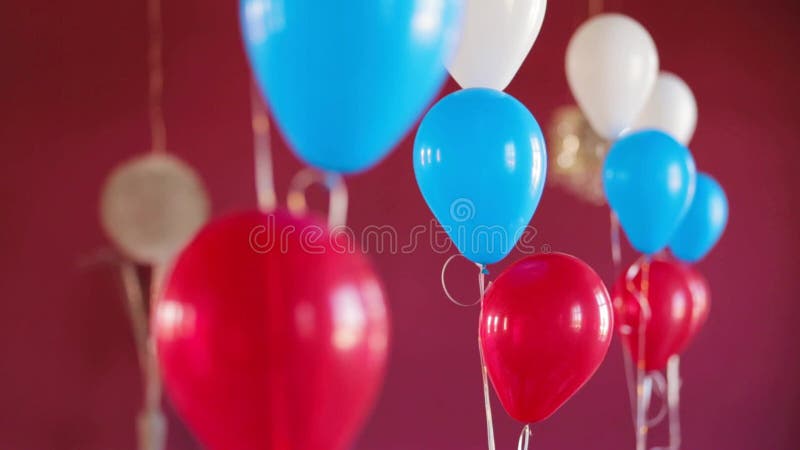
[613,258,694,371]
[413,88,547,264]
[154,210,389,450]
[603,130,697,255]
[669,173,729,262]
[479,253,613,423]
[240,0,463,173]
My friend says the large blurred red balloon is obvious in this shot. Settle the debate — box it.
[153,210,389,450]
[612,258,693,371]
[479,252,613,423]
[679,265,711,352]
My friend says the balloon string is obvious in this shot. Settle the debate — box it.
[645,371,668,428]
[477,266,496,450]
[440,255,483,307]
[147,0,167,153]
[667,356,682,449]
[609,211,622,274]
[119,261,167,450]
[588,0,604,17]
[250,81,277,212]
[286,168,348,228]
[628,257,652,450]
[517,424,532,450]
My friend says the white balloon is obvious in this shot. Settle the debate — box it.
[100,153,210,265]
[447,0,547,91]
[565,13,658,140]
[630,72,697,144]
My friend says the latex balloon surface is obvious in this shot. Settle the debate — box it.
[99,153,209,264]
[680,265,711,352]
[631,72,698,145]
[613,258,693,371]
[669,173,729,262]
[155,210,389,450]
[447,0,546,90]
[480,253,613,423]
[547,105,610,205]
[566,13,658,140]
[413,88,547,264]
[603,130,696,255]
[240,0,463,173]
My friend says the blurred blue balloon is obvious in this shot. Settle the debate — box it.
[669,173,728,262]
[603,130,696,255]
[413,88,547,265]
[240,0,463,174]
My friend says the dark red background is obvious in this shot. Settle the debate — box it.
[2,0,799,448]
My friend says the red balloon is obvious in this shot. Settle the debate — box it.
[612,258,693,371]
[479,253,614,423]
[680,265,711,352]
[153,210,389,450]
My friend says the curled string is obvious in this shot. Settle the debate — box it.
[147,0,166,153]
[286,168,348,228]
[119,261,166,450]
[517,424,532,450]
[250,81,276,212]
[440,255,483,307]
[645,371,669,428]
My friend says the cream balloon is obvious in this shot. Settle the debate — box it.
[447,0,547,90]
[631,72,697,144]
[565,14,658,140]
[100,153,210,265]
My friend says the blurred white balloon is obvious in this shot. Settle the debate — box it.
[630,72,697,145]
[100,153,210,265]
[565,13,658,140]
[447,0,547,91]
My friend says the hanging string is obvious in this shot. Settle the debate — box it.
[666,355,682,449]
[645,371,669,428]
[250,82,277,212]
[476,265,496,450]
[286,168,348,228]
[625,257,652,450]
[120,261,166,450]
[440,255,483,307]
[588,0,604,17]
[517,424,532,450]
[147,0,167,153]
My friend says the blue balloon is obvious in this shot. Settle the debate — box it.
[669,173,729,262]
[603,130,696,255]
[413,88,547,265]
[240,0,463,173]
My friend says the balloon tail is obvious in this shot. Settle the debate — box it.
[588,0,604,17]
[517,424,533,450]
[119,262,167,450]
[251,82,277,212]
[286,168,348,228]
[147,0,166,153]
[477,266,496,450]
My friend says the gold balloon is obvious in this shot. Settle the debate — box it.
[99,153,210,265]
[547,105,610,205]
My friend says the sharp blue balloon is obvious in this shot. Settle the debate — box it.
[603,130,696,255]
[669,173,729,262]
[240,0,463,174]
[414,88,547,265]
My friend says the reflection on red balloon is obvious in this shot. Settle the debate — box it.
[154,210,389,450]
[680,265,711,352]
[612,258,693,371]
[479,253,613,423]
